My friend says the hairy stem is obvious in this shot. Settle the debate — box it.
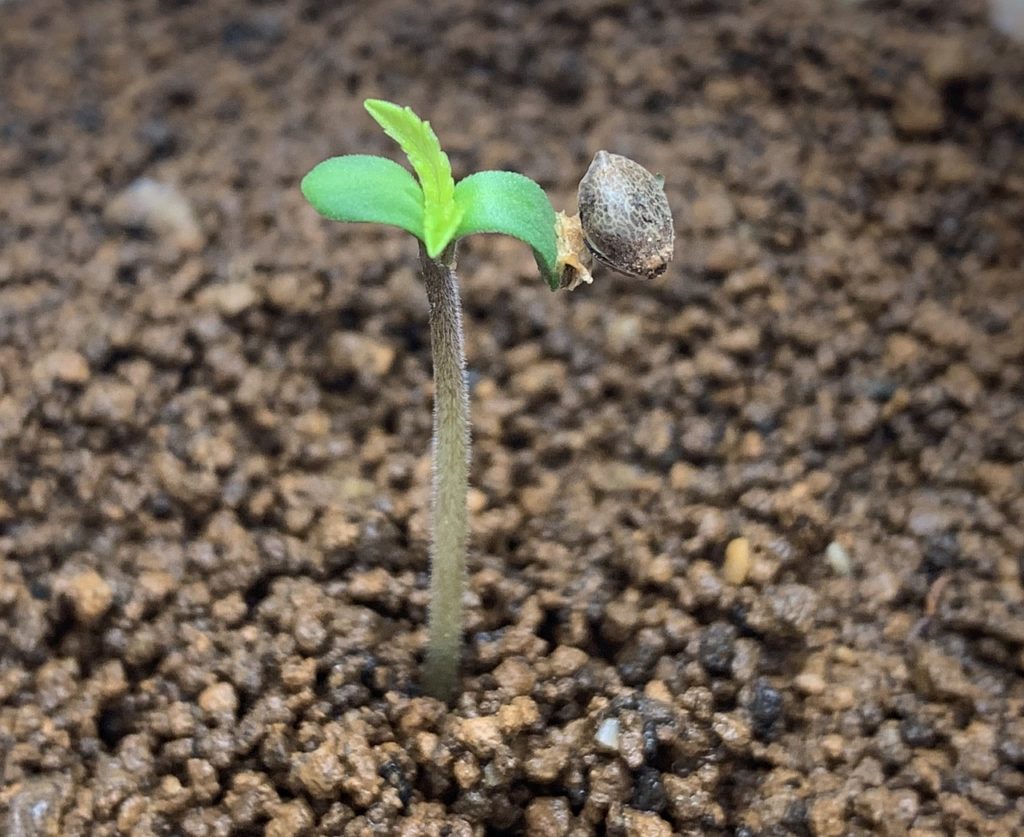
[420,242,469,702]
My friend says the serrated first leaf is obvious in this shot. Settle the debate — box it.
[364,99,463,258]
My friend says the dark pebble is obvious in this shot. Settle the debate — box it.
[632,766,667,813]
[921,532,959,580]
[699,622,737,677]
[749,678,784,740]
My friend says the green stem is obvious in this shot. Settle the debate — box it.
[419,242,469,702]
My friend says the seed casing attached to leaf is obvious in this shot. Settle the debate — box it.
[577,150,674,279]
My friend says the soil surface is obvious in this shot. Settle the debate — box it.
[2,0,1024,834]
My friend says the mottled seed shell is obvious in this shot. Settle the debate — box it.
[577,150,674,279]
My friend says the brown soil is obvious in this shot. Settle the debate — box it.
[2,0,1024,834]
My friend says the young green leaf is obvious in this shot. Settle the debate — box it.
[453,171,560,289]
[364,99,463,258]
[301,154,425,239]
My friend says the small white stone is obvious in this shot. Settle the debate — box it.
[991,0,1024,43]
[595,717,620,751]
[106,178,203,252]
[826,541,852,577]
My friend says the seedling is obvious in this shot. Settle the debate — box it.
[302,99,673,701]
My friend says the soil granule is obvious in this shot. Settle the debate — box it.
[2,0,1023,834]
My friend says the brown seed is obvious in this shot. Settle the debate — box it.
[577,150,674,279]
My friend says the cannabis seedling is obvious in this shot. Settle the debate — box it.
[301,99,673,701]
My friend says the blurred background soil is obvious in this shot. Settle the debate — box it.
[1,0,1023,834]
